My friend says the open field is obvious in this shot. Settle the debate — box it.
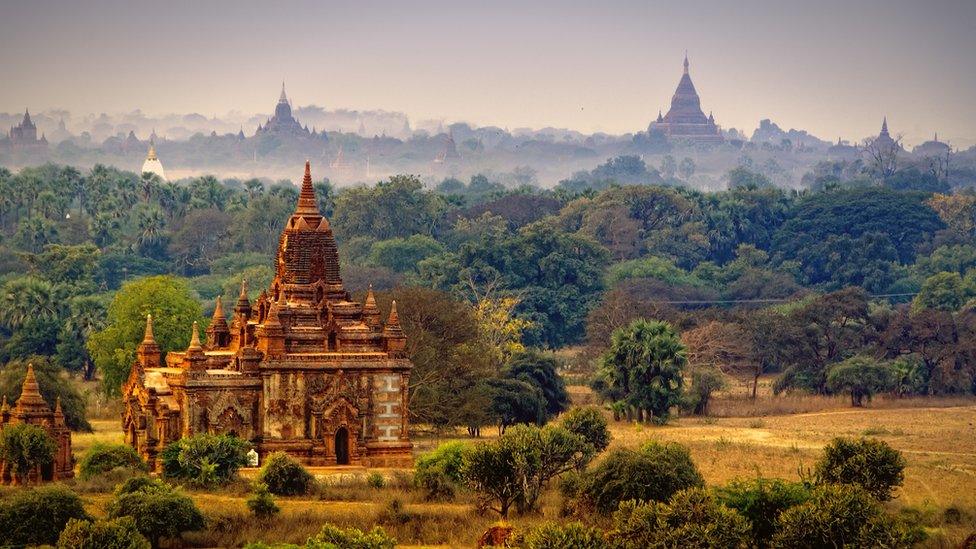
[68,390,976,547]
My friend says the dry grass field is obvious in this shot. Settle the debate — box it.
[68,384,976,547]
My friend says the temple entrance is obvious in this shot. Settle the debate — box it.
[334,427,349,465]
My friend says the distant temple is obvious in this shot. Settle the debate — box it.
[648,55,723,143]
[433,132,460,163]
[122,162,413,470]
[0,365,73,484]
[869,117,903,151]
[913,133,950,157]
[141,140,166,181]
[8,109,48,147]
[254,83,325,141]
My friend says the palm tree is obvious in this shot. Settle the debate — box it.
[63,295,107,379]
[140,172,161,203]
[0,277,60,330]
[137,206,166,247]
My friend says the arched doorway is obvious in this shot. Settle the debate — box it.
[334,427,350,465]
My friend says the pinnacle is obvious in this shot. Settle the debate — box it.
[188,321,203,351]
[212,295,225,321]
[294,160,320,216]
[143,314,156,344]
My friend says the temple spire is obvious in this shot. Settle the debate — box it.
[881,116,889,136]
[212,295,226,323]
[294,160,320,216]
[683,51,689,74]
[18,364,46,408]
[279,81,288,104]
[188,321,203,351]
[143,314,156,344]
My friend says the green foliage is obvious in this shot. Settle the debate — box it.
[716,477,811,547]
[0,357,91,431]
[521,521,606,549]
[87,275,204,394]
[486,377,547,429]
[257,451,313,496]
[247,483,280,519]
[106,476,205,547]
[558,406,611,453]
[683,367,728,415]
[367,235,445,273]
[0,485,90,547]
[306,524,396,549]
[504,350,569,417]
[79,443,147,480]
[464,423,590,518]
[606,256,702,287]
[575,442,704,514]
[414,441,469,500]
[913,271,967,312]
[333,174,448,242]
[160,433,251,487]
[598,319,686,422]
[826,356,896,406]
[608,488,750,548]
[0,422,57,483]
[366,472,385,488]
[772,484,923,548]
[57,517,151,549]
[815,437,906,501]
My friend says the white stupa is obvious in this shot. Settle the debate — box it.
[141,140,166,181]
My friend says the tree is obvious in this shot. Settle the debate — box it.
[716,477,811,548]
[160,433,251,487]
[558,406,611,454]
[815,437,906,501]
[660,155,677,179]
[414,441,469,500]
[913,271,966,312]
[57,517,151,549]
[598,319,687,422]
[608,488,749,548]
[678,157,696,180]
[504,350,569,418]
[107,477,205,548]
[367,235,444,273]
[87,275,204,395]
[826,356,896,406]
[247,483,280,520]
[257,451,313,496]
[0,423,56,485]
[79,443,147,480]
[684,367,728,415]
[728,166,773,189]
[0,485,90,547]
[485,378,546,432]
[522,522,606,549]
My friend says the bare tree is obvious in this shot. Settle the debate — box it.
[860,134,903,179]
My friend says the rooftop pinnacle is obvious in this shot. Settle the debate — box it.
[18,364,46,407]
[143,314,156,344]
[294,160,320,216]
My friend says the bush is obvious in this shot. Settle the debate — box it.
[608,488,749,548]
[308,524,396,549]
[57,517,151,549]
[716,477,811,547]
[160,433,251,486]
[247,483,280,519]
[772,484,923,548]
[0,422,57,484]
[257,451,313,496]
[106,476,205,547]
[366,471,385,488]
[0,485,90,546]
[815,437,906,501]
[682,367,727,415]
[414,441,468,500]
[559,406,611,453]
[79,443,147,480]
[578,442,704,514]
[521,521,606,549]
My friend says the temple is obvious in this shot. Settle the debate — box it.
[648,55,724,143]
[0,365,73,484]
[870,117,903,151]
[254,83,324,141]
[141,140,166,181]
[7,109,48,148]
[122,161,413,470]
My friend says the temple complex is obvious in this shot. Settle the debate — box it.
[254,83,325,141]
[141,140,166,181]
[0,365,74,484]
[869,117,903,151]
[648,55,724,143]
[122,161,413,470]
[913,133,950,157]
[7,109,48,147]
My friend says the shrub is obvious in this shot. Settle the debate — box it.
[716,477,811,547]
[308,524,396,549]
[57,517,151,549]
[414,441,468,500]
[683,367,727,415]
[0,485,90,546]
[0,422,56,484]
[521,521,606,549]
[772,484,923,548]
[79,443,147,480]
[257,451,313,496]
[815,437,906,500]
[559,406,611,453]
[106,476,205,547]
[826,356,896,406]
[608,488,749,548]
[366,471,385,488]
[247,483,280,519]
[377,498,412,526]
[160,433,250,486]
[578,442,704,514]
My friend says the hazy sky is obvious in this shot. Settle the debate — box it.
[2,0,974,146]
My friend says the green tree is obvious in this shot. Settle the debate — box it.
[598,319,687,422]
[0,485,90,547]
[522,522,606,549]
[367,235,445,273]
[87,275,204,394]
[608,488,749,548]
[558,406,611,454]
[815,437,906,501]
[0,423,56,484]
[826,356,896,406]
[257,451,313,496]
[79,443,147,480]
[414,441,469,500]
[107,477,205,548]
[247,483,280,520]
[504,350,569,418]
[57,517,151,549]
[716,477,811,548]
[160,433,251,487]
[912,271,966,312]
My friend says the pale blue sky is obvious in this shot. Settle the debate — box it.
[1,0,974,145]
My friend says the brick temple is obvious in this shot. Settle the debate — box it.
[122,161,413,470]
[648,54,724,143]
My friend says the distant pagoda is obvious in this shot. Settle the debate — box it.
[141,139,166,181]
[8,108,48,148]
[254,82,325,141]
[648,54,723,143]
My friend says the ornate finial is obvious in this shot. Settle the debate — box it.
[240,278,249,299]
[294,160,320,216]
[683,51,689,74]
[279,81,288,104]
[387,300,400,326]
[881,116,889,135]
[18,364,45,406]
[188,321,202,351]
[54,396,64,417]
[212,295,225,321]
[143,314,156,344]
